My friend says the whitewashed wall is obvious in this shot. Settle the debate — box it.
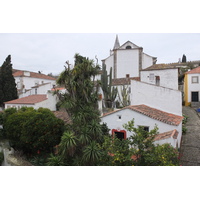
[103,54,114,77]
[22,77,56,90]
[154,137,178,148]
[140,68,179,90]
[142,53,154,69]
[19,83,53,98]
[15,76,56,91]
[117,50,139,78]
[101,108,182,147]
[131,80,182,116]
[5,91,58,111]
[5,103,34,110]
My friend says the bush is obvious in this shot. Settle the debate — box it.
[4,107,65,156]
[145,143,180,166]
[0,151,4,165]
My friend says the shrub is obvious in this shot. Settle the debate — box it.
[148,143,180,166]
[47,154,64,166]
[4,107,65,156]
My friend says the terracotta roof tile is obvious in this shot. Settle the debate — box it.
[186,66,200,74]
[53,111,72,124]
[4,95,47,105]
[154,129,178,141]
[112,77,140,86]
[141,64,178,71]
[128,105,183,126]
[13,70,56,80]
[102,104,183,126]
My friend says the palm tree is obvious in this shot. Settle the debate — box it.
[82,141,102,165]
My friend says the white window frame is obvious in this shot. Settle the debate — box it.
[192,76,199,84]
[149,73,155,81]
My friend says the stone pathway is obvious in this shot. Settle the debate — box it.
[180,106,200,166]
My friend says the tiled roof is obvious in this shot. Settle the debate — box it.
[102,104,183,126]
[154,129,178,141]
[112,77,140,86]
[186,66,200,74]
[4,95,47,105]
[51,87,65,91]
[31,82,51,88]
[53,111,72,124]
[13,70,56,80]
[141,64,178,71]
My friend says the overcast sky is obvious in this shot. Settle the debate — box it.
[0,33,200,75]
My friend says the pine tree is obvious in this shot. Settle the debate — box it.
[0,55,18,107]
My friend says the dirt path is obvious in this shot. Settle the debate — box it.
[180,106,200,166]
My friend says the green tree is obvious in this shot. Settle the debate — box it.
[182,54,187,63]
[56,54,107,165]
[4,107,65,156]
[123,119,179,166]
[99,135,134,166]
[0,55,18,107]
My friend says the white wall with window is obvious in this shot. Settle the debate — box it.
[140,68,179,90]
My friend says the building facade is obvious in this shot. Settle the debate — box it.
[13,70,56,98]
[184,66,200,106]
[101,104,183,148]
[101,35,157,79]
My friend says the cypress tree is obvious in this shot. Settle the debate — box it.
[0,55,18,107]
[0,68,4,107]
[182,54,187,63]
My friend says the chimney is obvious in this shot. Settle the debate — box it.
[126,74,130,79]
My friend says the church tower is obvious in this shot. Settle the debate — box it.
[113,35,120,78]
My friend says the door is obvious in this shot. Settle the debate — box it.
[192,92,199,102]
[114,131,125,140]
[112,129,127,140]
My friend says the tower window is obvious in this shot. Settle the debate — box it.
[126,45,132,49]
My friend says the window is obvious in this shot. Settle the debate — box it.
[192,76,199,83]
[149,73,154,81]
[155,76,160,86]
[117,115,122,120]
[126,45,132,49]
[139,126,149,132]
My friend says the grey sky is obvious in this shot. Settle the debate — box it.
[0,33,200,75]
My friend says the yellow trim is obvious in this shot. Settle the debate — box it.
[184,74,190,106]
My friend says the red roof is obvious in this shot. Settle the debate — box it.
[4,95,47,105]
[141,64,178,71]
[13,70,56,80]
[154,129,178,141]
[186,66,200,74]
[112,77,140,86]
[102,104,183,126]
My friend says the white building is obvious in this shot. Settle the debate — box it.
[131,64,182,116]
[102,35,157,79]
[13,70,56,98]
[4,91,58,111]
[140,64,179,90]
[101,104,183,148]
